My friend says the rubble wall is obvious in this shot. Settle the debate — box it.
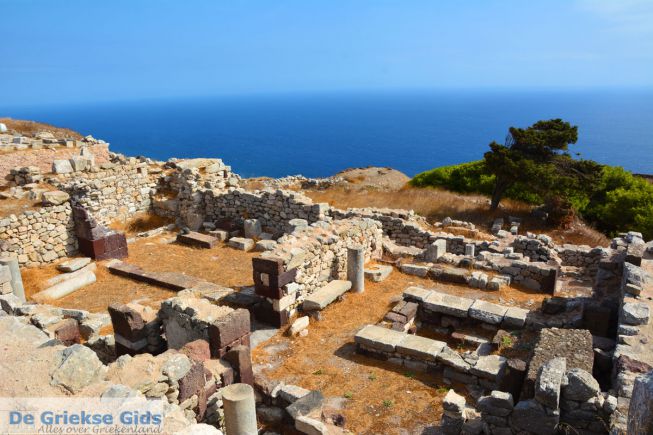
[266,218,383,300]
[205,189,328,235]
[56,161,159,225]
[0,203,76,266]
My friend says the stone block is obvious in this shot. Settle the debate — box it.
[52,318,81,345]
[470,355,507,381]
[469,300,508,325]
[354,324,405,353]
[208,308,251,355]
[424,239,447,262]
[364,264,393,282]
[396,334,446,362]
[227,237,255,251]
[176,231,218,249]
[223,345,254,386]
[303,280,352,311]
[52,159,73,174]
[621,302,650,326]
[399,263,430,277]
[563,368,600,402]
[402,286,433,302]
[502,306,529,329]
[423,290,473,318]
[243,219,262,239]
[535,357,566,409]
[286,390,324,420]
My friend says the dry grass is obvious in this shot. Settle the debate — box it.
[253,268,548,434]
[0,118,83,139]
[0,196,40,217]
[108,212,174,236]
[23,232,257,312]
[306,186,610,246]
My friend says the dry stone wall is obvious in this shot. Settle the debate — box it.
[205,188,328,236]
[0,203,76,266]
[262,218,383,302]
[55,161,158,225]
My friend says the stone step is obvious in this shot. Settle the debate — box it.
[302,280,352,311]
[176,231,219,249]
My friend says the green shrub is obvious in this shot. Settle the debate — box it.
[411,161,653,240]
[411,161,540,204]
[583,166,653,239]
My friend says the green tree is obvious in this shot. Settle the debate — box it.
[484,119,580,209]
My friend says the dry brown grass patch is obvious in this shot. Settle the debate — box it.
[109,212,174,236]
[0,118,83,139]
[305,185,609,246]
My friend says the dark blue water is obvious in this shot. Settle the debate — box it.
[2,90,652,177]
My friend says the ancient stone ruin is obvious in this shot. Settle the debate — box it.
[1,133,652,434]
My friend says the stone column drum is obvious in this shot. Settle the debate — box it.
[222,383,258,435]
[347,246,365,293]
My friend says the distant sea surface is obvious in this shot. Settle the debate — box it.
[2,90,652,177]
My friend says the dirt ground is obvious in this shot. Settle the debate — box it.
[253,268,548,435]
[22,232,257,313]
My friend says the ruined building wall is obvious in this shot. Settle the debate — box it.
[56,161,159,225]
[265,218,383,301]
[204,188,329,235]
[0,203,76,266]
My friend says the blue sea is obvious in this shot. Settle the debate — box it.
[2,89,652,177]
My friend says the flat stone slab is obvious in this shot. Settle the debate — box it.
[396,334,446,362]
[423,290,474,318]
[470,355,507,380]
[227,237,255,251]
[303,280,352,311]
[355,324,405,352]
[176,231,218,249]
[56,257,92,273]
[402,286,433,303]
[364,265,393,282]
[468,300,508,325]
[108,261,204,290]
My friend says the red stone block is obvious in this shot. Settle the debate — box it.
[180,339,211,362]
[178,361,206,403]
[208,309,250,357]
[53,319,81,345]
[223,345,254,386]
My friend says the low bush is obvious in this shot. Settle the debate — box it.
[412,161,653,239]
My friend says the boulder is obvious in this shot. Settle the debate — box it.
[364,264,393,282]
[563,368,600,401]
[42,190,70,206]
[289,316,309,336]
[621,302,650,326]
[50,344,106,393]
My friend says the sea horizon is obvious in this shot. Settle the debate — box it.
[2,88,652,178]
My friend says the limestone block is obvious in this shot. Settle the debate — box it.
[303,280,352,311]
[354,324,405,353]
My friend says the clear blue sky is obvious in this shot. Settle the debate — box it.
[1,0,652,105]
